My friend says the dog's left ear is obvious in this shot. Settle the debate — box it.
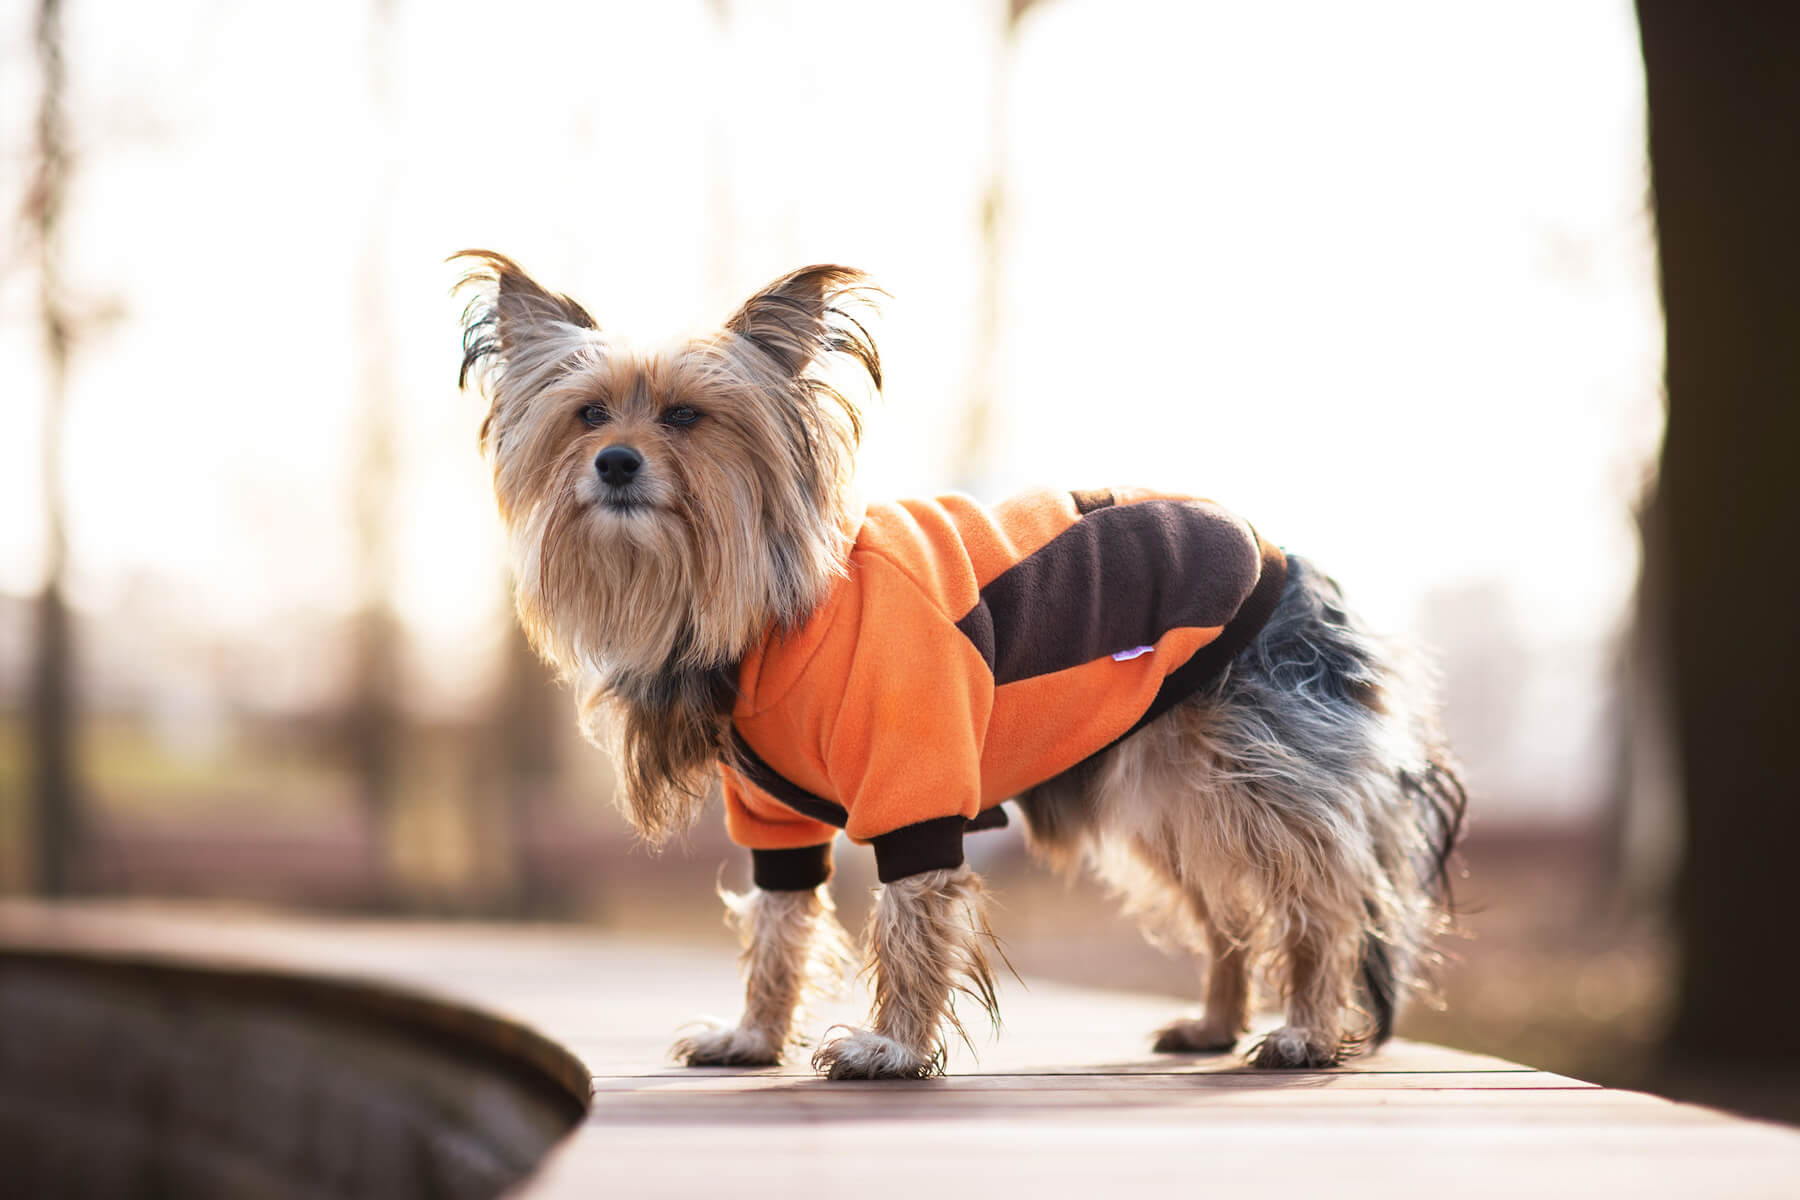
[725,265,882,389]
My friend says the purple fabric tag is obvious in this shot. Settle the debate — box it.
[1111,644,1154,662]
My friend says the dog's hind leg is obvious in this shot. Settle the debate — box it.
[1250,911,1361,1068]
[1154,917,1250,1054]
[1080,725,1254,1057]
[674,885,853,1066]
[811,865,1000,1080]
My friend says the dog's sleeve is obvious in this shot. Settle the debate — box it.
[720,766,837,890]
[822,551,995,882]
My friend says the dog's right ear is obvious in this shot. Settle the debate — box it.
[451,249,597,391]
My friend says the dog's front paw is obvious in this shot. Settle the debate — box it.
[810,1028,939,1080]
[1152,1017,1242,1055]
[1248,1025,1342,1069]
[672,1025,783,1067]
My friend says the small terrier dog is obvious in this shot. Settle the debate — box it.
[455,252,1465,1079]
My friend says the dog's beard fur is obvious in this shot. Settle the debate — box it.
[455,252,879,843]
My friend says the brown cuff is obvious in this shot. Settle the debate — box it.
[751,843,834,891]
[870,816,966,883]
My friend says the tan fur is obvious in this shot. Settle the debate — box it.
[1060,686,1446,1066]
[672,885,854,1066]
[812,866,1000,1080]
[1153,906,1250,1053]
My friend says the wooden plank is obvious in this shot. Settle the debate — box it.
[532,1124,1800,1200]
[589,1071,1591,1094]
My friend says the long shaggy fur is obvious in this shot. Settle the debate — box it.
[812,866,1001,1080]
[1018,555,1465,1065]
[672,885,855,1066]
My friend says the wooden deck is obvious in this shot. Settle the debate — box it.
[5,901,1799,1199]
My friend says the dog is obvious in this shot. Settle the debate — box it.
[454,251,1466,1079]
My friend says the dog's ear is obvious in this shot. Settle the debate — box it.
[725,265,882,389]
[452,249,597,391]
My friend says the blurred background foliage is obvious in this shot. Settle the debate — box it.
[3,0,1793,1121]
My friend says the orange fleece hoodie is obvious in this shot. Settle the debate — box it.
[720,486,1286,887]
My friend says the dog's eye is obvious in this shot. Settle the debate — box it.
[578,404,610,428]
[660,405,701,428]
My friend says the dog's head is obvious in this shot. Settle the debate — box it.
[454,253,880,692]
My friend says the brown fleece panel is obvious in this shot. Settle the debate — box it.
[1114,535,1288,745]
[1070,488,1116,515]
[954,500,1262,685]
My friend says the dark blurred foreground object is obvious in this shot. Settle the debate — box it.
[0,952,587,1200]
[1637,1,1800,1072]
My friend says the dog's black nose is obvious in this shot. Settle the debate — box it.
[594,445,644,488]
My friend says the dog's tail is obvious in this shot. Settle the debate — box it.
[1359,931,1399,1046]
[1360,752,1467,1045]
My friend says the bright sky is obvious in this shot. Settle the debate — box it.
[0,0,1661,817]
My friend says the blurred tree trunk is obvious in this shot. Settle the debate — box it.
[1638,0,1800,1062]
[345,0,402,906]
[955,0,1043,489]
[25,0,81,897]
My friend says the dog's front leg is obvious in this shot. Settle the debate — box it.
[674,885,853,1066]
[812,865,999,1080]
